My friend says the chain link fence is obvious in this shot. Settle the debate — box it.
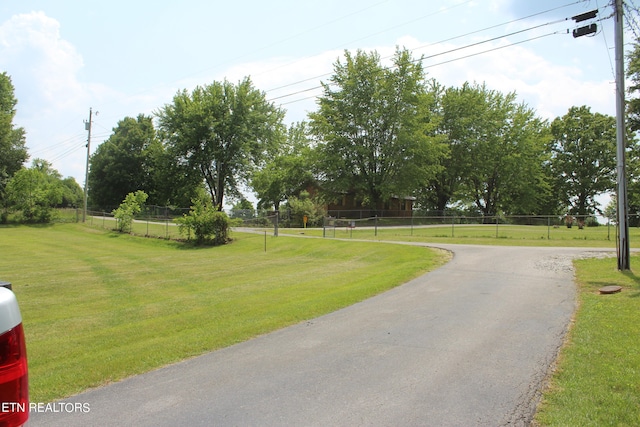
[58,206,640,243]
[321,213,621,241]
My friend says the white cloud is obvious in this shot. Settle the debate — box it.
[0,12,86,113]
[416,37,615,120]
[0,12,120,181]
[0,10,620,186]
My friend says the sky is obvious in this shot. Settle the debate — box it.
[0,0,634,203]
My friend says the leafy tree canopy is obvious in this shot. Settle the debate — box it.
[251,122,315,210]
[4,159,66,223]
[0,72,28,204]
[309,48,445,212]
[156,77,285,210]
[550,106,616,216]
[89,114,157,209]
[627,38,640,132]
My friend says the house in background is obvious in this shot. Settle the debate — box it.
[325,191,415,218]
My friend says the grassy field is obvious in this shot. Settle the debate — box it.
[0,223,448,402]
[2,221,639,425]
[534,256,640,426]
[284,222,635,247]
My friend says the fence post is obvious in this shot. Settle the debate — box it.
[375,215,378,237]
[411,214,414,236]
[451,215,455,237]
[274,211,279,237]
[323,216,326,238]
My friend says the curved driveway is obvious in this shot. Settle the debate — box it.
[30,243,611,426]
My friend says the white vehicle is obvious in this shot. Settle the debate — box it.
[0,285,28,427]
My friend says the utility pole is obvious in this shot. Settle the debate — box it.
[573,4,629,270]
[614,0,630,270]
[83,108,93,223]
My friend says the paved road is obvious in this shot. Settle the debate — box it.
[29,244,611,427]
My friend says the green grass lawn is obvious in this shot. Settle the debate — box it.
[534,255,640,426]
[2,221,639,424]
[292,223,632,247]
[0,223,448,402]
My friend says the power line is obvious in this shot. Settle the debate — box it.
[267,10,589,105]
[29,133,86,155]
[423,31,566,70]
[261,0,475,92]
[276,30,569,107]
[88,0,393,127]
[266,0,589,98]
[623,0,640,39]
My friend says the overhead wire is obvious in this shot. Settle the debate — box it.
[268,4,597,105]
[28,0,471,163]
[594,0,617,80]
[266,0,587,96]
[260,0,475,92]
[29,0,605,167]
[88,0,393,129]
[277,30,569,107]
[623,0,640,40]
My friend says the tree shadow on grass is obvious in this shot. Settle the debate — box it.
[172,239,233,250]
[621,270,640,298]
[24,223,56,229]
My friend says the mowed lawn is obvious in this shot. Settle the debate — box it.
[534,255,640,426]
[0,224,448,402]
[300,222,637,247]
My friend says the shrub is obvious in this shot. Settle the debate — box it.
[176,198,234,245]
[286,191,326,227]
[113,191,148,233]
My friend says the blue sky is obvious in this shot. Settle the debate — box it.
[0,0,629,200]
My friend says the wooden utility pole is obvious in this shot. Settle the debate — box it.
[83,108,93,223]
[614,0,630,270]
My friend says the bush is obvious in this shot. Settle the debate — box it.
[285,191,326,227]
[176,198,234,245]
[113,191,148,233]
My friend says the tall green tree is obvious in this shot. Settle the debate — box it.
[251,122,315,210]
[88,114,158,209]
[418,81,479,213]
[627,38,640,132]
[5,159,64,223]
[309,48,445,213]
[144,140,203,208]
[423,82,550,217]
[156,77,285,210]
[59,177,84,208]
[0,72,28,206]
[483,98,551,216]
[549,106,616,216]
[624,39,640,219]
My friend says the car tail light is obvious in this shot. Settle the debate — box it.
[0,288,28,427]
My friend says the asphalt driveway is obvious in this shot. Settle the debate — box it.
[29,244,610,426]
